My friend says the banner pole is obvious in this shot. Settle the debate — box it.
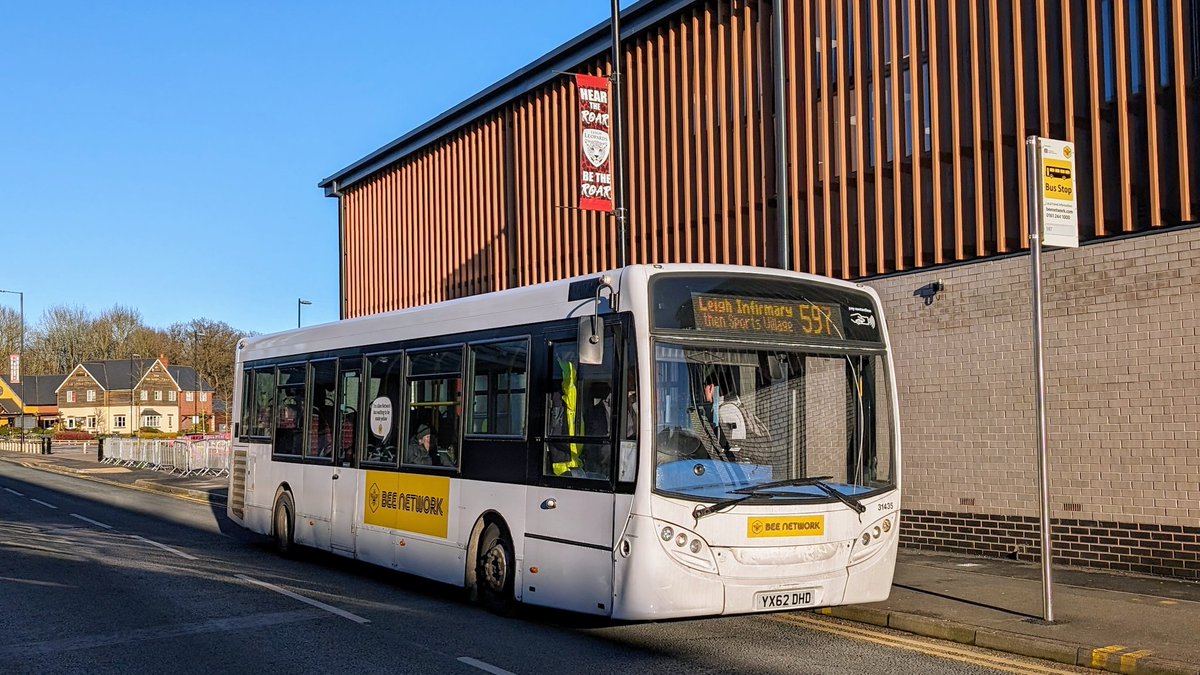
[610,0,628,268]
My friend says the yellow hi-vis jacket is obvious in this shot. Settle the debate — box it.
[551,359,582,476]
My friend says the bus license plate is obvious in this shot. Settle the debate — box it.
[754,589,815,611]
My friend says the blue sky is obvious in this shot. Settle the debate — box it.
[1,1,623,336]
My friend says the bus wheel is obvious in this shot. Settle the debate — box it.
[273,492,295,557]
[477,523,515,615]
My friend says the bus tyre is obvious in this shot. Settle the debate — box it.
[477,523,515,615]
[273,492,295,557]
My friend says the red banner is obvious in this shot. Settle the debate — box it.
[576,74,613,213]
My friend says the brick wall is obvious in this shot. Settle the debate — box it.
[866,226,1200,578]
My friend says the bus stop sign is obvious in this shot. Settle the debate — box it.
[1036,138,1079,249]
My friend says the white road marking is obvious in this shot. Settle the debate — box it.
[70,513,113,529]
[3,487,23,496]
[30,498,57,509]
[132,535,198,560]
[236,574,370,624]
[458,657,518,675]
[0,576,72,588]
[0,609,320,657]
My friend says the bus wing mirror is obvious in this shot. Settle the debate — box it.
[578,316,604,365]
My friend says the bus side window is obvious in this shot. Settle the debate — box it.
[619,334,638,483]
[467,339,529,437]
[306,360,337,460]
[405,348,463,469]
[363,352,403,466]
[245,367,275,438]
[274,364,306,456]
[336,358,362,468]
[240,369,254,438]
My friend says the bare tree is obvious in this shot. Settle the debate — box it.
[15,307,257,432]
[91,305,144,360]
[127,326,172,363]
[0,306,19,364]
[168,318,253,432]
[29,305,91,373]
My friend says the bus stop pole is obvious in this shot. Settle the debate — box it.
[1026,136,1054,623]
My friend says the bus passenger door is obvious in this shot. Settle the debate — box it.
[523,330,617,616]
[330,357,362,554]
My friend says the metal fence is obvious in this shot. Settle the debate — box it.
[101,438,231,477]
[0,437,51,454]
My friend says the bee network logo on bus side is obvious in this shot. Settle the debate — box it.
[365,471,450,538]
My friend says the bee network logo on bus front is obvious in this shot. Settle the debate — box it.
[748,516,825,538]
[365,472,450,538]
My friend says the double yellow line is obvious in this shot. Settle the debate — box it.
[769,612,1082,675]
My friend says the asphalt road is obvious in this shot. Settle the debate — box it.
[0,461,1092,675]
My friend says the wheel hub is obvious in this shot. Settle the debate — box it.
[482,544,507,590]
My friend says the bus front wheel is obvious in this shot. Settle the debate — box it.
[477,523,515,614]
[273,492,295,557]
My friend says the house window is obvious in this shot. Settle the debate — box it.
[87,390,96,402]
[66,391,76,403]
[143,414,161,429]
[141,391,148,401]
[186,391,194,402]
[154,390,163,401]
[169,391,177,402]
[66,418,77,429]
[201,392,208,402]
[167,414,173,429]
[115,415,127,429]
[86,416,96,429]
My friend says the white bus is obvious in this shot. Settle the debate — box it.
[228,264,900,619]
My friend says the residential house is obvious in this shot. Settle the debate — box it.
[169,364,217,433]
[0,374,66,429]
[55,356,214,435]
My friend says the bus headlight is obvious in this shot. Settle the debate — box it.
[849,514,895,566]
[654,520,717,573]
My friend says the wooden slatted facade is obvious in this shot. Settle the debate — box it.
[324,0,1200,319]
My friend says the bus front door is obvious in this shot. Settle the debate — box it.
[523,484,614,615]
[522,332,617,616]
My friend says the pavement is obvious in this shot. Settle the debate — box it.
[3,447,1198,675]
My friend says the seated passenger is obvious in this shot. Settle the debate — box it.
[406,424,434,465]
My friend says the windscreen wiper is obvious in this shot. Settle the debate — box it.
[732,475,867,514]
[692,493,756,521]
[691,476,868,522]
[693,476,828,521]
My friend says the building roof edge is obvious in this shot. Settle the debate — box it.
[317,0,695,195]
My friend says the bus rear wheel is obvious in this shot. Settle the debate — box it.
[273,492,295,557]
[476,523,515,615]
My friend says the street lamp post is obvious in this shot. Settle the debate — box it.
[0,289,24,444]
[297,298,312,328]
[192,329,206,433]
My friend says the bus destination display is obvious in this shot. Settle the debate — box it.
[692,294,845,338]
